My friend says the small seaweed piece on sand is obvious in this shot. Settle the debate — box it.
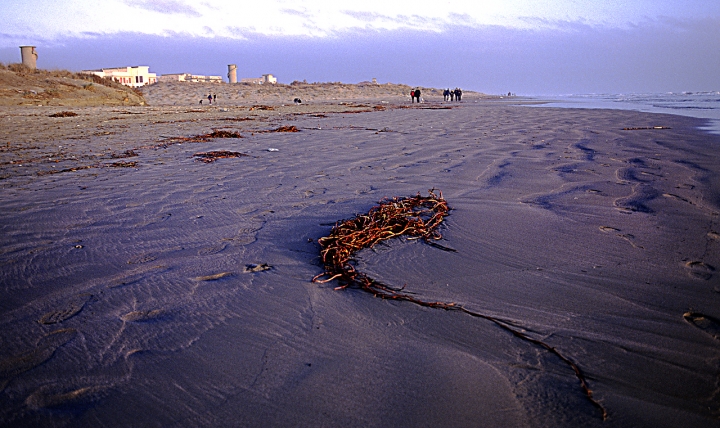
[312,189,607,420]
[111,150,138,159]
[269,125,299,133]
[244,263,272,273]
[249,105,274,111]
[193,151,248,163]
[49,111,78,118]
[107,161,137,168]
[163,130,243,144]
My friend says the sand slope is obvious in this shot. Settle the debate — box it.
[0,65,145,107]
[141,80,486,106]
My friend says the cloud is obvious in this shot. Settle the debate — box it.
[341,11,386,23]
[1,15,717,95]
[124,0,202,17]
[281,8,312,19]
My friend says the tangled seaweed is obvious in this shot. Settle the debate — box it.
[312,189,607,420]
[313,189,449,296]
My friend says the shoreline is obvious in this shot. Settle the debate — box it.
[526,92,720,135]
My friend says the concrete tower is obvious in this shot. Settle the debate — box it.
[227,64,237,83]
[20,46,38,69]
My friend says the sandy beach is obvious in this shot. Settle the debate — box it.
[1,82,719,427]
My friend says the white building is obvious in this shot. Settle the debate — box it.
[159,73,223,83]
[80,66,157,87]
[240,74,277,85]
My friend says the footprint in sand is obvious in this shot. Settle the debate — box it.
[0,329,77,390]
[232,225,262,245]
[197,242,227,256]
[683,312,720,340]
[662,193,693,205]
[599,226,644,249]
[39,294,93,325]
[195,272,234,281]
[25,383,111,410]
[127,253,158,264]
[121,309,164,322]
[685,261,715,280]
[107,265,170,289]
[614,184,659,213]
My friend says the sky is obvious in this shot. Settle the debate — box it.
[1,0,719,95]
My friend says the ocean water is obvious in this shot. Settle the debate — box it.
[532,92,720,134]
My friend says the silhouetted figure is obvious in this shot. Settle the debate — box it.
[454,88,462,101]
[213,93,217,102]
[410,89,416,103]
[449,90,454,102]
[414,88,421,103]
[443,89,450,101]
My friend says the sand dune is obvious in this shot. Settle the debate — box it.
[142,81,486,106]
[0,65,145,107]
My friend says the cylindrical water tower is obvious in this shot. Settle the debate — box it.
[227,64,237,83]
[20,46,38,69]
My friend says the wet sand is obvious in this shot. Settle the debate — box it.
[1,95,719,427]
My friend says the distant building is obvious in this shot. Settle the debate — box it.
[240,74,277,85]
[80,66,157,87]
[159,73,223,83]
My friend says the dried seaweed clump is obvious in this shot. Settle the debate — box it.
[206,130,242,138]
[162,130,243,144]
[313,189,449,299]
[193,150,248,163]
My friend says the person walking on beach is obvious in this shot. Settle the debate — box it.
[208,94,213,105]
[414,88,421,103]
[455,88,462,101]
[443,89,449,101]
[449,89,454,102]
[213,93,217,103]
[410,89,416,103]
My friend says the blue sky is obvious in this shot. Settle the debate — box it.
[1,0,719,94]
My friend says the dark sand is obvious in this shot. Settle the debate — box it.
[1,96,719,427]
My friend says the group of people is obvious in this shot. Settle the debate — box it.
[410,88,422,103]
[409,87,463,103]
[200,93,217,105]
[443,88,463,102]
